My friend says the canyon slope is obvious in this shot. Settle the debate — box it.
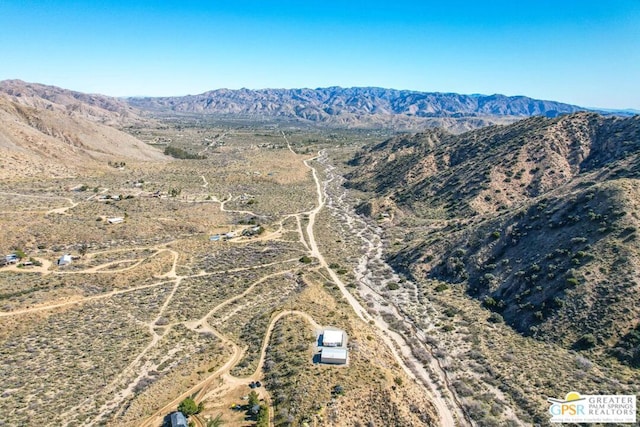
[0,80,166,179]
[346,112,640,366]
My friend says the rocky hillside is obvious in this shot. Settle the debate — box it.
[346,112,640,365]
[0,81,166,179]
[0,80,149,127]
[128,87,593,131]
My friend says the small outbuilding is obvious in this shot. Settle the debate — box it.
[322,329,344,347]
[321,347,348,365]
[170,411,188,427]
[107,217,125,224]
[57,254,72,266]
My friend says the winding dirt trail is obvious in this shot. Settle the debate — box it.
[283,134,464,426]
[0,191,79,215]
[45,200,79,215]
[217,192,261,217]
[249,309,321,382]
[0,279,173,318]
[139,309,321,427]
[1,139,467,425]
[319,151,472,426]
[137,332,244,427]
[199,309,321,398]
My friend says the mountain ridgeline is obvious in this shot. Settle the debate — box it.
[346,112,640,366]
[128,87,593,131]
[0,79,146,127]
[0,80,166,179]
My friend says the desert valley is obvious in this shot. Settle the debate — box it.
[0,79,639,427]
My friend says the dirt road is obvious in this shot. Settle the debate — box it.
[140,309,321,427]
[292,142,464,427]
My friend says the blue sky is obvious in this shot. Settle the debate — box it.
[0,1,638,109]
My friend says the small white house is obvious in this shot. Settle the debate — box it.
[321,347,348,365]
[322,330,344,347]
[107,217,125,224]
[57,254,72,266]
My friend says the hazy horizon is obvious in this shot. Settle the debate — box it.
[1,1,639,109]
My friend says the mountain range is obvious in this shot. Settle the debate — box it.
[1,80,629,135]
[2,79,623,179]
[128,86,609,131]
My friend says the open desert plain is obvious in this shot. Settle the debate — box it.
[0,82,447,427]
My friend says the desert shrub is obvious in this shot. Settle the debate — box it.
[566,277,580,287]
[256,405,269,427]
[164,145,205,159]
[14,249,27,259]
[610,323,640,368]
[487,313,503,323]
[575,355,593,370]
[178,397,203,416]
[483,297,497,308]
[444,307,457,318]
[387,282,400,290]
[332,385,345,396]
[435,283,449,292]
[573,334,597,350]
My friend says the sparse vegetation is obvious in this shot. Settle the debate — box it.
[164,145,206,159]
